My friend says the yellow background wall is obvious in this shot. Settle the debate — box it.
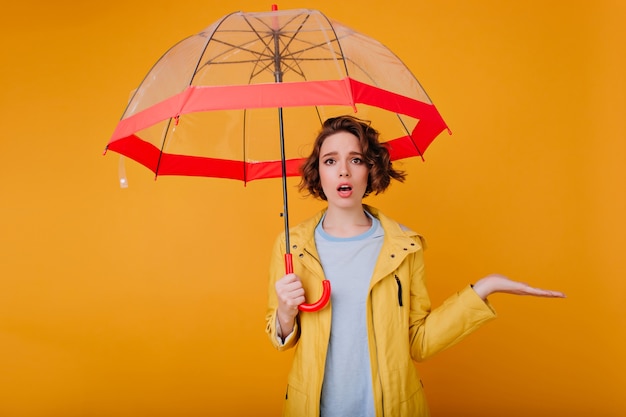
[1,1,624,416]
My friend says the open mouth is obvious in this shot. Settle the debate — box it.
[337,184,353,197]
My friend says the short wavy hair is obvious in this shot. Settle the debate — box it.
[299,115,406,200]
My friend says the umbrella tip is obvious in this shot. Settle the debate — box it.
[272,4,278,10]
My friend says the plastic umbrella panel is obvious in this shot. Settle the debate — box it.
[106,8,448,182]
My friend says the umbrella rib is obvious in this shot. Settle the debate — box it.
[240,15,285,79]
[193,14,307,77]
[187,12,239,86]
[195,37,275,77]
[276,38,341,60]
[318,13,351,77]
[278,39,344,79]
[241,11,337,81]
[195,11,346,82]
[208,37,275,60]
[210,29,343,65]
[272,13,312,64]
[199,56,342,65]
[267,16,311,79]
[154,117,176,178]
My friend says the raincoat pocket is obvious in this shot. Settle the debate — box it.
[283,383,309,417]
[388,364,430,416]
[399,382,430,417]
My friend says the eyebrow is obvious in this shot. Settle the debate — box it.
[320,150,363,158]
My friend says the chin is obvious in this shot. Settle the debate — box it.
[329,198,361,209]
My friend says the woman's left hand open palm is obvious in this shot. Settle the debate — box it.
[473,274,566,300]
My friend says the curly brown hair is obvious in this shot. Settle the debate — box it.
[299,115,406,200]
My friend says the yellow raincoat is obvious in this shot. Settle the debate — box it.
[265,206,496,416]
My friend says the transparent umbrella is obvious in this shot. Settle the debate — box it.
[105,5,450,311]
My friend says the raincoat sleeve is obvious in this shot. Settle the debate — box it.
[408,236,497,361]
[265,233,300,351]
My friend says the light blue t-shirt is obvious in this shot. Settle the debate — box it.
[316,211,384,417]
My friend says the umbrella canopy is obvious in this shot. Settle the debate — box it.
[106,7,449,182]
[105,6,449,312]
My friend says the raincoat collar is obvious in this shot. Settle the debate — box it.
[288,205,422,283]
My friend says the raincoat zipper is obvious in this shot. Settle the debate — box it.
[394,275,403,307]
[303,248,324,269]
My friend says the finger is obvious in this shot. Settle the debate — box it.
[278,286,305,304]
[285,273,300,282]
[542,289,567,298]
[284,293,306,308]
[526,287,567,298]
[276,274,300,290]
[279,281,304,295]
[292,295,306,306]
[280,274,302,287]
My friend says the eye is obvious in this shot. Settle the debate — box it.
[323,158,336,165]
[351,157,363,164]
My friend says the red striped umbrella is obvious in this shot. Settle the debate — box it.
[105,6,449,311]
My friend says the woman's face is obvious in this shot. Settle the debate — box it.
[318,131,369,210]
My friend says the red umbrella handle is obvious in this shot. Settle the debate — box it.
[284,254,331,312]
[298,280,331,312]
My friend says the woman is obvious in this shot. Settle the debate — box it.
[265,115,565,417]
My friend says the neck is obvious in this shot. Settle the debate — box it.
[322,205,371,238]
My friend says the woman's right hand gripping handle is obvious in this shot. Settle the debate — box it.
[276,253,330,316]
[275,271,305,338]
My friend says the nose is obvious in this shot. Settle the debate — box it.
[339,166,350,177]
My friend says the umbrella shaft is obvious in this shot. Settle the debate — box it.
[277,107,291,254]
[272,27,283,82]
[273,29,289,253]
